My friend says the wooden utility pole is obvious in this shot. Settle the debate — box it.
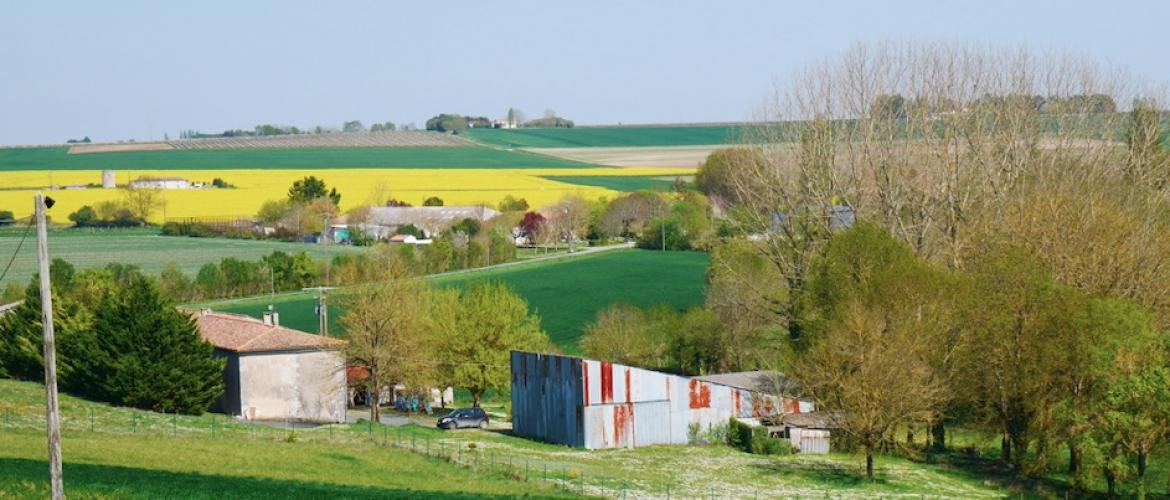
[35,193,64,499]
[303,286,336,337]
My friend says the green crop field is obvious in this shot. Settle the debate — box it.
[204,249,710,352]
[542,174,691,192]
[0,146,594,172]
[0,380,570,499]
[464,125,747,148]
[0,228,362,291]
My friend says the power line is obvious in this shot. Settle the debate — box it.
[0,216,35,286]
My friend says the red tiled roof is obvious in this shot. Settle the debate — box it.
[191,310,346,353]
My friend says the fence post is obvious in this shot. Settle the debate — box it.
[329,423,333,441]
[172,412,177,437]
[367,420,372,439]
[89,408,94,433]
[383,425,387,447]
[427,436,431,457]
[666,482,671,500]
[525,460,529,481]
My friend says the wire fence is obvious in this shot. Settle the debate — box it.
[0,404,730,499]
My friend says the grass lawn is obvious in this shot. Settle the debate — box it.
[0,379,1009,498]
[541,174,691,192]
[0,381,569,499]
[0,146,594,171]
[0,228,363,291]
[203,249,710,353]
[463,125,745,148]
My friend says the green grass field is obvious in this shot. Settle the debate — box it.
[0,228,362,291]
[464,125,746,148]
[0,146,594,171]
[542,174,691,192]
[0,379,1024,498]
[204,249,710,352]
[0,380,570,499]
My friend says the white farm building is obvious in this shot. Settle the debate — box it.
[511,351,820,450]
[194,310,348,423]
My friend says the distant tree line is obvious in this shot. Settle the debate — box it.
[177,120,403,139]
[425,109,575,133]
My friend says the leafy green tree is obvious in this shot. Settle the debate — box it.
[67,206,98,227]
[194,263,226,299]
[422,196,444,207]
[668,307,725,375]
[342,120,366,133]
[695,148,762,203]
[497,195,529,212]
[158,262,193,303]
[796,223,949,480]
[0,210,14,226]
[1091,367,1170,496]
[447,282,549,407]
[256,199,293,225]
[580,304,661,367]
[261,251,316,291]
[287,176,341,205]
[956,248,1082,472]
[450,217,481,237]
[80,276,223,414]
[395,223,425,238]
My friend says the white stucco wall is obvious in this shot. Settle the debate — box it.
[238,350,347,423]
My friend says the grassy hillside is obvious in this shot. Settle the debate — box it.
[207,249,710,352]
[464,125,745,148]
[0,228,362,291]
[0,146,594,171]
[0,380,569,499]
[0,379,1017,498]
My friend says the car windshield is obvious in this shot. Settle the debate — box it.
[445,411,461,418]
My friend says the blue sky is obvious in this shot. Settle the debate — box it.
[1,0,1166,145]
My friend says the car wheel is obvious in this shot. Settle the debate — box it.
[478,420,488,429]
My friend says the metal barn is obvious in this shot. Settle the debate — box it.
[511,351,814,450]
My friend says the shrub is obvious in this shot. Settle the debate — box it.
[727,417,792,455]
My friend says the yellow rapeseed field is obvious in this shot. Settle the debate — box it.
[0,168,693,222]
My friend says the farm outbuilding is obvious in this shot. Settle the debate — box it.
[511,351,815,450]
[193,310,348,423]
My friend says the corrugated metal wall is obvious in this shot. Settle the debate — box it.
[511,351,585,447]
[513,351,808,450]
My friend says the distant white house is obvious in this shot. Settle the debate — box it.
[129,177,191,189]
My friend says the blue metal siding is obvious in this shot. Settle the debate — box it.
[511,351,584,447]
